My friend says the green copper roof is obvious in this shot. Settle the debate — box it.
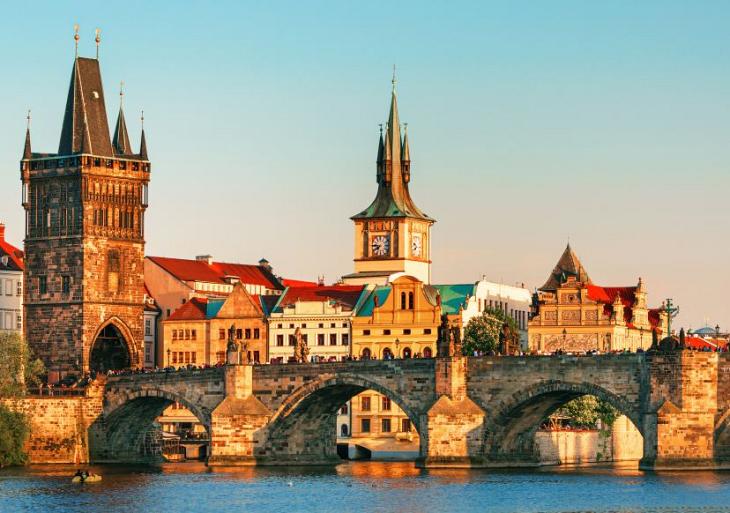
[355,286,392,317]
[430,284,475,315]
[206,299,225,319]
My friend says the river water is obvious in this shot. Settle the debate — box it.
[1,462,730,513]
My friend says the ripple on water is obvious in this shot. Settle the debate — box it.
[1,463,730,513]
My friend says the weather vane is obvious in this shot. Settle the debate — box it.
[95,28,101,59]
[392,64,397,93]
[119,81,125,107]
[26,110,31,130]
[141,110,145,129]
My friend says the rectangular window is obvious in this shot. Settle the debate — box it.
[254,328,260,339]
[145,319,151,336]
[191,329,197,340]
[301,323,307,329]
[219,328,226,340]
[277,323,282,329]
[382,396,391,411]
[236,329,243,340]
[253,351,260,364]
[184,329,190,340]
[361,396,371,412]
[288,335,296,346]
[317,334,325,346]
[16,314,22,330]
[172,352,178,364]
[318,323,324,329]
[245,329,251,339]
[401,418,411,432]
[330,323,336,328]
[276,334,284,347]
[5,279,11,296]
[191,352,197,364]
[424,328,431,335]
[361,419,371,433]
[38,276,47,295]
[16,281,22,297]
[342,334,349,346]
[403,329,411,335]
[172,329,178,341]
[383,329,391,335]
[329,334,337,346]
[62,276,71,294]
[381,418,391,433]
[363,330,370,336]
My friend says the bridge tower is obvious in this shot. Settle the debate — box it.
[21,33,150,379]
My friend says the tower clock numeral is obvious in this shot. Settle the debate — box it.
[412,234,422,257]
[371,235,390,257]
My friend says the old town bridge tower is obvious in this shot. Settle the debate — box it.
[20,46,149,379]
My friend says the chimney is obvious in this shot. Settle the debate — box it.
[196,254,213,266]
[0,223,4,242]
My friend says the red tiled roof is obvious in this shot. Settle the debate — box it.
[586,284,661,330]
[281,278,318,288]
[167,298,208,321]
[147,256,283,290]
[684,336,723,350]
[0,236,24,272]
[277,285,365,311]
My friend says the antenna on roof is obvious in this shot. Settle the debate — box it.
[73,24,80,58]
[95,28,101,59]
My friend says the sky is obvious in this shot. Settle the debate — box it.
[0,1,728,329]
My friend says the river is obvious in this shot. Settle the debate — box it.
[1,462,730,512]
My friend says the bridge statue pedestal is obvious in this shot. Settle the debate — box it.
[417,357,486,468]
[208,365,272,466]
[640,351,725,470]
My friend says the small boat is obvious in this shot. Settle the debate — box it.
[71,474,102,483]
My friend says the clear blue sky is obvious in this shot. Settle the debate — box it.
[0,1,728,329]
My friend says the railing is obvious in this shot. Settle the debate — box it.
[26,387,87,397]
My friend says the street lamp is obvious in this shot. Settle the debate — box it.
[395,338,400,358]
[167,348,171,367]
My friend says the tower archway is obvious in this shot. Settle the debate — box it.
[90,321,133,372]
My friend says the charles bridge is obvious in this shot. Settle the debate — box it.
[77,351,730,470]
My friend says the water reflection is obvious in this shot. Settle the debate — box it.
[1,462,730,513]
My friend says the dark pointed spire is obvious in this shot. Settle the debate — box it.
[351,71,431,222]
[540,243,592,291]
[22,110,32,160]
[376,124,384,164]
[58,57,114,157]
[139,110,148,160]
[112,82,132,155]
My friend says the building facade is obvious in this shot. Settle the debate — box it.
[0,223,24,335]
[21,52,150,380]
[459,279,532,348]
[162,283,268,367]
[343,78,435,285]
[528,244,666,353]
[143,288,160,368]
[267,284,365,363]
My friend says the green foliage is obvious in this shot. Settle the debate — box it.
[0,404,29,467]
[461,307,519,356]
[551,395,619,430]
[0,332,46,396]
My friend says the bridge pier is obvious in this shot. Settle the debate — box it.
[207,365,272,466]
[417,357,487,468]
[640,351,727,470]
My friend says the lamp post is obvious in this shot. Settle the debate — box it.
[167,348,171,367]
[395,338,400,358]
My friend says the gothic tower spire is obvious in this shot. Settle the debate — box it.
[22,111,32,160]
[112,81,132,155]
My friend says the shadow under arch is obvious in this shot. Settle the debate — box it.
[483,380,644,464]
[714,408,730,461]
[261,373,424,464]
[89,316,138,372]
[92,388,211,463]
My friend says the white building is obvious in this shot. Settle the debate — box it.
[143,286,161,369]
[0,223,23,335]
[461,278,532,349]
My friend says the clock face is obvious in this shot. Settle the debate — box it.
[411,234,422,257]
[371,235,390,257]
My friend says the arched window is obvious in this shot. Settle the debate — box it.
[408,292,414,310]
[383,347,393,360]
[361,348,371,360]
[402,347,412,359]
[401,292,407,310]
[423,347,433,358]
[340,424,349,437]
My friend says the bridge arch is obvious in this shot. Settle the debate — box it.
[484,380,643,463]
[98,387,212,463]
[261,372,424,463]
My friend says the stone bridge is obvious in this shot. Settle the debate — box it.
[90,351,730,469]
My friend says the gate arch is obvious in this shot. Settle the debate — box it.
[89,317,137,372]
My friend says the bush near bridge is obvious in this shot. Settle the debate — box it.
[0,405,29,468]
[461,307,519,356]
[547,395,620,431]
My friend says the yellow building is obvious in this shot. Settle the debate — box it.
[529,244,666,353]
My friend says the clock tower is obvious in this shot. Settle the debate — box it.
[343,77,434,285]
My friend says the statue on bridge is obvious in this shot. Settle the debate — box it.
[437,314,462,357]
[227,324,240,365]
[293,327,309,363]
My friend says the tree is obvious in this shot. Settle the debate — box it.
[461,307,520,356]
[0,332,46,397]
[0,404,29,468]
[551,395,619,430]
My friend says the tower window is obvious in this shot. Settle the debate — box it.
[62,276,71,294]
[400,292,407,310]
[108,250,120,293]
[38,276,47,295]
[408,292,414,310]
